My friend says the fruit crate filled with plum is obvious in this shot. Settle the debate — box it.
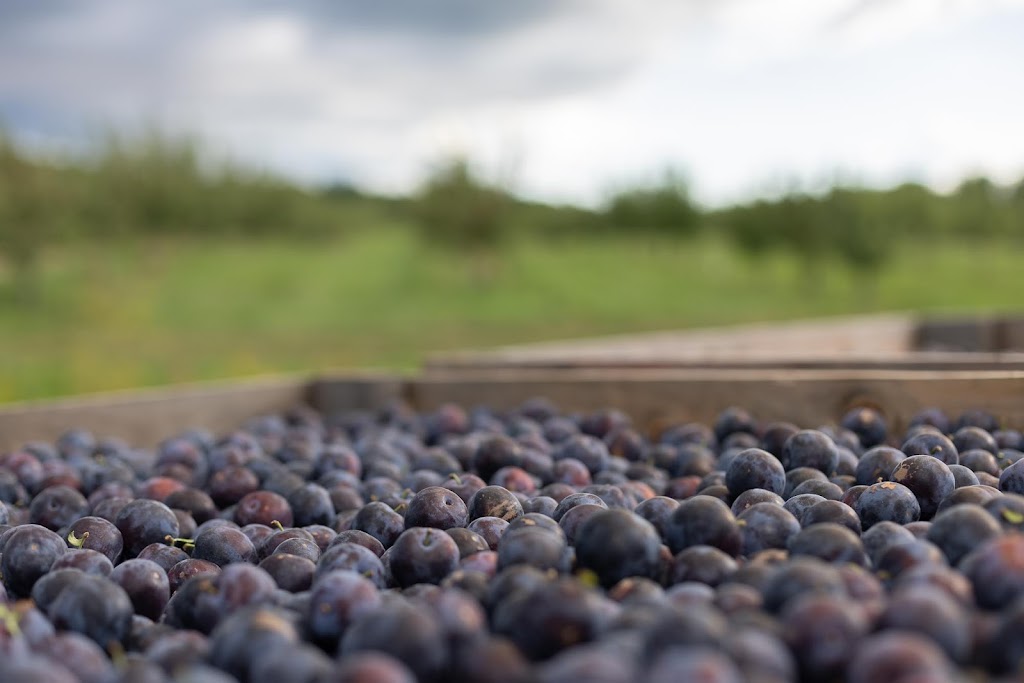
[1,313,1024,682]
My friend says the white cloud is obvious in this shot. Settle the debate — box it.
[0,0,1022,204]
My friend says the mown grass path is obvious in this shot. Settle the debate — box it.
[1,230,1020,402]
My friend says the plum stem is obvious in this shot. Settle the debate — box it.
[107,640,127,667]
[0,604,21,636]
[67,530,90,547]
[165,535,196,551]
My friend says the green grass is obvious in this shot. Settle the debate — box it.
[1,228,1021,403]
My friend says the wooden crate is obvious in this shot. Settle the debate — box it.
[426,313,1024,371]
[407,313,1024,434]
[397,367,1024,438]
[4,366,1022,451]
[3,314,1024,450]
[0,375,311,451]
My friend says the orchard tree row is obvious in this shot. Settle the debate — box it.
[2,129,1023,299]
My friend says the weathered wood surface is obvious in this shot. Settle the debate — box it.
[0,375,310,451]
[428,314,920,369]
[5,313,1024,450]
[305,371,408,415]
[424,352,1024,372]
[3,366,1024,450]
[404,368,1024,436]
[429,314,1024,371]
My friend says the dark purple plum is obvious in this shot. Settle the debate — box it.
[901,432,959,466]
[840,407,887,448]
[670,545,738,587]
[307,570,381,650]
[115,499,180,558]
[404,486,469,530]
[890,455,956,520]
[761,557,845,614]
[285,483,334,527]
[879,585,970,663]
[472,435,524,481]
[442,528,488,559]
[800,499,861,534]
[781,430,840,474]
[2,524,67,597]
[340,600,448,683]
[65,515,123,563]
[465,516,508,551]
[787,523,867,566]
[730,488,784,515]
[315,542,386,588]
[167,558,221,594]
[467,486,524,523]
[28,485,89,531]
[388,527,461,587]
[234,490,293,528]
[783,493,826,524]
[783,593,869,680]
[664,496,742,557]
[47,573,134,649]
[960,533,1024,610]
[984,493,1024,532]
[109,558,170,620]
[574,508,661,588]
[257,553,316,592]
[952,425,998,455]
[50,548,113,576]
[328,529,385,557]
[273,536,321,562]
[496,526,570,573]
[493,577,607,662]
[947,464,980,488]
[926,503,1002,565]
[713,407,757,443]
[551,435,610,475]
[789,478,844,500]
[854,481,920,529]
[350,501,405,549]
[876,539,947,582]
[259,527,315,559]
[847,632,953,683]
[855,446,906,486]
[206,607,300,682]
[191,525,257,566]
[738,502,801,555]
[726,448,785,497]
[999,457,1024,495]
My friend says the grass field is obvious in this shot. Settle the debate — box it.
[1,228,1021,403]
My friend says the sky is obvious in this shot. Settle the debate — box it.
[1,0,1023,207]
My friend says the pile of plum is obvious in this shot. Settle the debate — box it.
[1,399,1024,682]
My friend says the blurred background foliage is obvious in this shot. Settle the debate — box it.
[0,126,1022,401]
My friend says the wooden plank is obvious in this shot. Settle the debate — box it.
[424,352,1024,373]
[0,375,310,451]
[914,317,998,352]
[305,371,408,415]
[996,318,1024,351]
[406,368,1024,437]
[428,314,920,369]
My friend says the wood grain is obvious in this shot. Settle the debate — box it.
[427,314,920,369]
[405,367,1024,437]
[5,313,1024,451]
[0,375,309,451]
